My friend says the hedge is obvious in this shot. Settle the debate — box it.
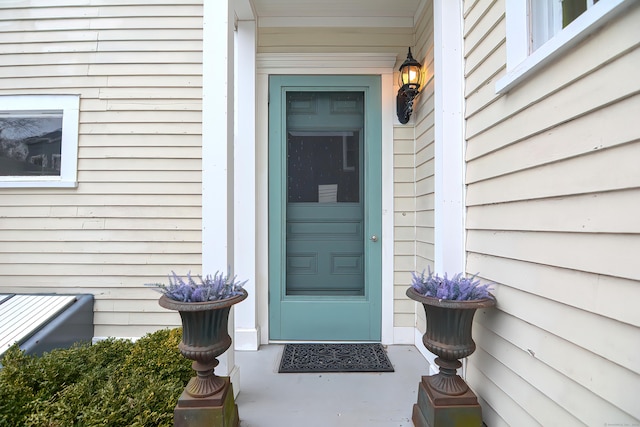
[0,328,192,427]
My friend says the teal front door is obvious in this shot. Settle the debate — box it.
[268,75,382,341]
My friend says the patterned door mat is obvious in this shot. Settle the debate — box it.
[278,343,395,373]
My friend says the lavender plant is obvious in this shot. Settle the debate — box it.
[147,270,246,302]
[411,267,493,301]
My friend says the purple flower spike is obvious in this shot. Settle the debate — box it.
[410,267,493,301]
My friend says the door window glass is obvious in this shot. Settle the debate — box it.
[286,91,363,204]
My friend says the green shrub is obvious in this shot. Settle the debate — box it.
[0,328,192,427]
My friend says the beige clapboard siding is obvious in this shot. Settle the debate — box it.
[477,349,583,426]
[400,2,437,333]
[467,141,640,205]
[463,0,504,57]
[0,284,191,300]
[80,134,201,146]
[464,26,505,116]
[474,308,640,419]
[2,3,202,19]
[78,146,202,161]
[463,0,640,423]
[3,51,202,68]
[78,170,201,183]
[0,193,201,207]
[469,346,584,426]
[0,28,202,44]
[2,241,202,256]
[94,298,172,313]
[463,0,505,92]
[0,1,204,337]
[413,2,432,58]
[394,123,416,327]
[78,159,201,173]
[81,109,201,123]
[466,94,640,184]
[467,229,640,282]
[479,278,640,377]
[465,9,640,156]
[258,27,413,54]
[0,217,201,231]
[464,27,504,85]
[0,17,202,33]
[467,253,640,327]
[474,395,510,427]
[94,323,179,338]
[470,367,539,427]
[467,50,640,158]
[0,263,203,277]
[472,321,640,424]
[0,40,202,55]
[466,189,640,235]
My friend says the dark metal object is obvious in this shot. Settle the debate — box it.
[397,48,422,124]
[406,287,495,395]
[159,289,248,398]
[407,287,495,426]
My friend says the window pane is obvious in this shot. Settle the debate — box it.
[530,0,591,52]
[562,0,587,27]
[530,0,562,51]
[287,131,360,203]
[286,91,363,204]
[0,112,63,176]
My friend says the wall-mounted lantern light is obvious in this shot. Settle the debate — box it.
[396,48,422,124]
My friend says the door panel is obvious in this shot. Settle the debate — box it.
[269,75,382,341]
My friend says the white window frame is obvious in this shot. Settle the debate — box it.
[0,94,79,188]
[496,0,633,94]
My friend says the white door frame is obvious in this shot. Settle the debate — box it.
[250,53,398,344]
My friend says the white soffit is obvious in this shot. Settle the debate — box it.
[251,0,423,27]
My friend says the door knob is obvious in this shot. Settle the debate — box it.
[370,235,378,242]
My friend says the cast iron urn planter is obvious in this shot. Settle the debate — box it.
[407,287,495,395]
[159,289,248,398]
[407,286,495,427]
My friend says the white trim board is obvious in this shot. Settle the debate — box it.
[433,0,465,275]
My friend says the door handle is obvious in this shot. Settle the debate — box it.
[370,235,379,242]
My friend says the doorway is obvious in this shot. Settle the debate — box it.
[268,75,382,341]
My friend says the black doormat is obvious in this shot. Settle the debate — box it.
[278,343,394,373]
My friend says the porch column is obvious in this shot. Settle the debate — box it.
[433,0,465,275]
[202,0,239,390]
[234,18,259,350]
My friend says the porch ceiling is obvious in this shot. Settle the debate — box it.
[248,0,424,27]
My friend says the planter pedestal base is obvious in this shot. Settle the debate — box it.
[174,377,239,427]
[412,376,482,427]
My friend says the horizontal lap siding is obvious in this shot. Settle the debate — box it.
[0,1,203,338]
[403,1,435,331]
[258,27,413,54]
[463,0,640,424]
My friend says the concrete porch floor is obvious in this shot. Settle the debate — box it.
[234,344,432,426]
